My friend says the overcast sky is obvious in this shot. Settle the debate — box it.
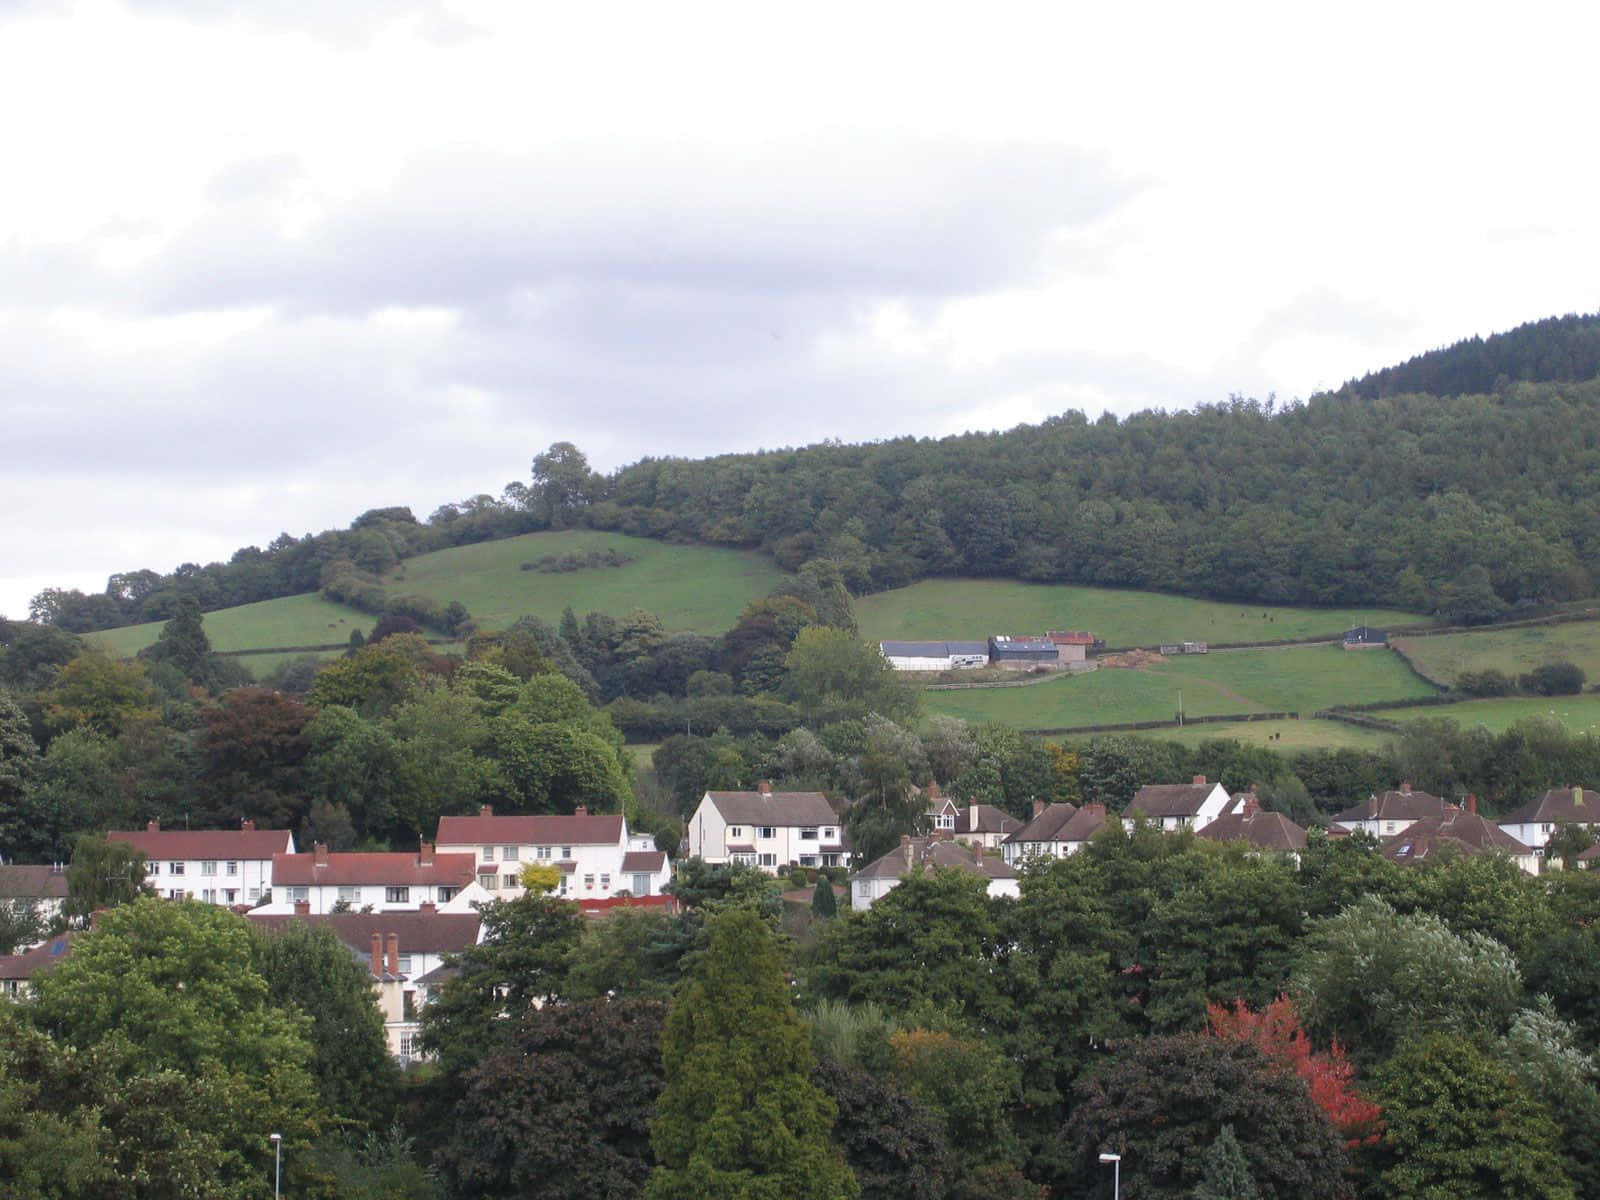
[4,1,1598,620]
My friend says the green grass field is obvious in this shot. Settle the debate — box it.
[1369,693,1600,736]
[89,593,372,659]
[857,579,1422,647]
[385,531,784,635]
[1150,718,1393,752]
[923,645,1437,731]
[1392,620,1600,686]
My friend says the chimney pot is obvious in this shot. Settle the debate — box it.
[146,819,159,833]
[574,805,587,818]
[1193,775,1206,786]
[479,804,493,818]
[370,933,382,977]
[240,819,255,832]
[386,933,399,977]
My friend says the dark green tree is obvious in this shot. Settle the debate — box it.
[812,877,838,918]
[646,907,857,1200]
[61,834,152,928]
[814,1057,954,1200]
[1192,1125,1260,1200]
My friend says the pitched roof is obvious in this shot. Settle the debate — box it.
[850,837,1018,883]
[0,933,76,981]
[1498,786,1600,826]
[1005,802,1080,844]
[961,804,1022,835]
[1197,809,1308,852]
[1127,780,1221,819]
[1331,785,1445,824]
[620,850,667,874]
[107,826,294,860]
[246,910,483,956]
[702,791,838,826]
[1383,809,1533,863]
[435,811,625,847]
[0,864,70,900]
[271,850,477,887]
[989,635,1058,655]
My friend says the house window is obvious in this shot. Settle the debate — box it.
[481,846,496,862]
[438,886,458,902]
[501,845,519,861]
[732,853,757,866]
[758,826,775,839]
[800,855,819,868]
[200,861,218,876]
[600,874,611,890]
[286,886,308,903]
[558,876,570,896]
[338,885,359,903]
[855,882,871,901]
[503,874,521,890]
[223,889,237,903]
[583,874,595,889]
[225,861,238,876]
[800,828,818,841]
[478,873,498,890]
[201,889,216,902]
[169,862,185,875]
[936,814,954,830]
[386,886,410,904]
[536,845,552,860]
[758,853,777,867]
[1,980,19,996]
[248,887,260,902]
[822,827,836,839]
[397,954,413,975]
[398,1032,414,1065]
[146,861,160,876]
[631,873,651,895]
[168,888,187,900]
[560,846,572,859]
[728,827,743,839]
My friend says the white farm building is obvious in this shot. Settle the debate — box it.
[878,640,990,671]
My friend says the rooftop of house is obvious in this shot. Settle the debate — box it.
[1197,795,1307,852]
[850,835,1018,884]
[1127,776,1223,819]
[0,933,76,982]
[879,640,990,657]
[107,820,294,860]
[988,635,1058,654]
[620,850,668,874]
[1331,783,1446,824]
[271,844,476,887]
[1006,802,1118,846]
[1005,801,1079,844]
[0,863,70,900]
[1383,804,1533,864]
[1498,786,1600,826]
[702,784,839,827]
[436,805,625,847]
[960,804,1021,835]
[246,909,484,956]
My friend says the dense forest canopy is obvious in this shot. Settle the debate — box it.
[28,312,1600,633]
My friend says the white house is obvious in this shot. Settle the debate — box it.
[1125,776,1235,832]
[0,864,70,933]
[0,933,75,1001]
[848,836,1019,910]
[1383,802,1540,876]
[1196,793,1308,859]
[248,907,484,1065]
[255,843,489,914]
[1329,782,1446,839]
[1002,801,1117,865]
[686,783,846,872]
[107,820,294,907]
[879,641,991,671]
[925,784,960,833]
[435,805,671,902]
[1497,786,1600,851]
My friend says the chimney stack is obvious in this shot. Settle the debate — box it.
[574,806,588,818]
[1466,794,1478,814]
[1087,803,1107,819]
[370,933,383,977]
[1400,781,1412,794]
[241,819,255,832]
[928,782,941,801]
[479,804,493,818]
[1193,775,1207,786]
[419,900,436,915]
[418,841,434,866]
[1242,794,1260,817]
[146,819,160,833]
[1575,786,1584,806]
[1033,797,1047,819]
[294,898,310,915]
[972,842,983,862]
[757,780,772,797]
[313,842,329,865]
[386,933,399,977]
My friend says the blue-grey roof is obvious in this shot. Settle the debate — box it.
[947,641,989,655]
[879,641,992,658]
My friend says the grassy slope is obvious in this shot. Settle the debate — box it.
[1371,693,1600,736]
[1151,718,1393,752]
[384,531,785,634]
[1393,621,1600,685]
[89,593,371,658]
[857,579,1422,647]
[924,645,1436,730]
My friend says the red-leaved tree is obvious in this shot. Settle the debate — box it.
[1208,994,1383,1148]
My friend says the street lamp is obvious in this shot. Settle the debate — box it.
[269,1132,282,1199]
[1098,1150,1121,1199]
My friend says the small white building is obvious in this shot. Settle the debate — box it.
[256,843,488,915]
[1329,782,1446,839]
[248,907,484,1065]
[108,820,294,906]
[686,783,846,872]
[1125,776,1235,833]
[879,641,991,671]
[0,864,70,933]
[849,836,1019,911]
[1497,786,1600,851]
[435,805,671,902]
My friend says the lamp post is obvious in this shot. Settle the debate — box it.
[269,1132,282,1199]
[1098,1150,1121,1199]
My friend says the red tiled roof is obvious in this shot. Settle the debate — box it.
[1499,786,1600,826]
[1046,631,1096,645]
[108,828,294,859]
[246,911,483,955]
[1198,810,1308,852]
[0,865,70,900]
[271,851,476,887]
[1383,810,1533,863]
[435,812,625,847]
[1127,782,1218,818]
[0,933,76,981]
[1331,786,1445,824]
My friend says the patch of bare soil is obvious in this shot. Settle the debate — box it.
[1099,650,1166,669]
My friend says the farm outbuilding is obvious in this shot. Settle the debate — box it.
[879,641,991,671]
[988,635,1060,667]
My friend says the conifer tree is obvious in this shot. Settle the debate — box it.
[1192,1125,1259,1200]
[646,907,858,1200]
[812,876,838,918]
